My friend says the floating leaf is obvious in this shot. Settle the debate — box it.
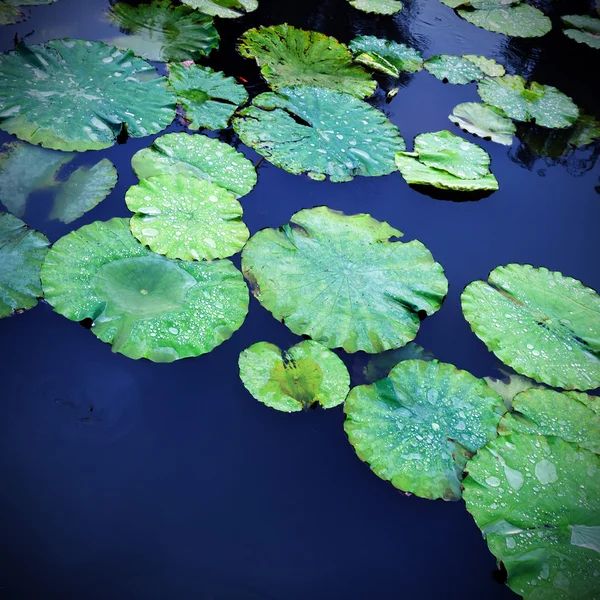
[449,102,515,146]
[238,340,350,412]
[233,86,405,182]
[441,0,520,7]
[106,0,219,62]
[458,4,552,38]
[0,39,175,151]
[180,0,257,18]
[562,14,600,49]
[345,359,506,500]
[484,371,540,407]
[463,54,505,77]
[461,264,600,391]
[126,174,249,261]
[348,0,402,14]
[463,434,600,600]
[241,207,448,353]
[424,55,488,85]
[0,2,24,25]
[348,36,423,77]
[238,24,376,98]
[131,132,257,198]
[0,212,49,318]
[41,218,248,362]
[168,62,248,131]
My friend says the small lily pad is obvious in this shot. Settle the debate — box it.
[348,0,402,14]
[458,4,552,38]
[562,14,600,49]
[238,340,350,412]
[126,174,249,261]
[0,212,49,318]
[484,371,541,407]
[424,55,490,85]
[180,0,257,18]
[348,36,424,77]
[0,2,24,25]
[344,359,506,500]
[449,102,515,146]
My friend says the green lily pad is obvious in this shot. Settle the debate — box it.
[238,25,376,98]
[463,54,505,77]
[41,218,248,362]
[348,36,423,77]
[344,359,506,500]
[126,174,249,261]
[180,0,257,18]
[441,0,519,7]
[348,0,402,14]
[458,4,552,38]
[461,264,600,391]
[131,132,257,198]
[449,102,515,146]
[424,55,487,85]
[238,340,350,412]
[499,388,600,453]
[241,207,448,353]
[478,75,579,130]
[463,434,600,600]
[168,62,248,131]
[562,15,600,49]
[0,212,49,318]
[484,371,541,407]
[0,39,175,151]
[233,86,405,182]
[106,0,219,63]
[0,2,24,25]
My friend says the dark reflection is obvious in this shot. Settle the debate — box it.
[409,184,496,202]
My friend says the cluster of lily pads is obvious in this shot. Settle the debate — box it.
[1,1,599,599]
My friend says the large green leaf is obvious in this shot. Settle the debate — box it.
[238,25,376,98]
[126,174,249,261]
[106,0,219,62]
[562,15,600,49]
[348,0,402,14]
[344,359,506,500]
[0,39,175,151]
[424,54,500,85]
[449,102,515,146]
[458,4,552,38]
[461,264,600,391]
[349,36,423,77]
[131,132,257,198]
[241,207,448,354]
[463,434,600,600]
[41,218,248,362]
[180,0,257,18]
[0,212,49,318]
[168,62,248,131]
[233,86,405,182]
[238,340,350,412]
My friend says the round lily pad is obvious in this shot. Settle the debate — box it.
[0,212,49,318]
[562,15,600,49]
[180,0,257,18]
[241,207,448,354]
[349,36,423,75]
[463,434,600,600]
[449,102,515,146]
[131,132,257,198]
[233,86,406,182]
[461,264,600,391]
[238,24,376,98]
[478,75,579,129]
[41,218,248,362]
[349,0,402,14]
[458,4,552,38]
[344,359,506,500]
[0,39,175,151]
[238,340,350,412]
[126,174,249,261]
[424,55,488,85]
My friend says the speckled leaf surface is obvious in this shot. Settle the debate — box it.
[462,264,600,391]
[238,340,350,412]
[344,359,506,500]
[131,132,257,198]
[233,86,405,182]
[349,36,423,74]
[126,174,249,261]
[180,0,257,18]
[349,0,402,15]
[463,54,505,77]
[168,63,248,131]
[0,39,175,151]
[458,4,552,38]
[449,102,515,146]
[424,55,487,84]
[463,434,600,600]
[41,218,248,362]
[241,207,448,353]
[562,15,600,49]
[239,25,376,98]
[0,212,49,317]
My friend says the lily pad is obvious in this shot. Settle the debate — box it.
[126,174,249,261]
[344,359,506,500]
[180,0,257,18]
[461,264,600,391]
[0,2,24,25]
[0,212,49,318]
[106,0,219,62]
[348,0,402,14]
[349,36,424,76]
[449,102,515,146]
[131,132,257,198]
[233,86,405,182]
[484,371,541,407]
[463,434,600,600]
[168,62,248,131]
[463,54,505,77]
[424,55,490,85]
[238,25,376,98]
[41,218,248,362]
[478,75,579,129]
[562,15,600,49]
[458,4,552,38]
[241,207,448,353]
[238,340,350,412]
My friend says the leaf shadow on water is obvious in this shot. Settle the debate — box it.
[409,184,496,202]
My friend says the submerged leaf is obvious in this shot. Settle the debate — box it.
[484,371,540,407]
[349,0,402,14]
[449,102,515,146]
[360,342,435,384]
[180,0,257,18]
[458,4,552,38]
[562,14,600,49]
[348,36,424,76]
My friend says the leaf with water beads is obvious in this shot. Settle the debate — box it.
[180,0,257,19]
[458,4,552,38]
[348,0,403,15]
[562,14,600,49]
[449,102,515,146]
[424,55,504,85]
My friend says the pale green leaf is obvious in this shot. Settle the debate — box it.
[449,102,515,146]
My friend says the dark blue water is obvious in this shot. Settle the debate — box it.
[1,1,598,598]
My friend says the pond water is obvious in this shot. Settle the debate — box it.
[1,0,598,598]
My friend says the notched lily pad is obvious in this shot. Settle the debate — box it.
[349,0,402,14]
[424,54,504,85]
[349,36,423,77]
[449,102,515,146]
[562,14,600,49]
[239,340,350,412]
[458,4,552,38]
[180,0,257,18]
